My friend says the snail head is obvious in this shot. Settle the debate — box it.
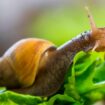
[86,7,105,51]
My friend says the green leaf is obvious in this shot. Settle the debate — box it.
[94,62,105,83]
[47,94,75,105]
[0,91,43,105]
[64,51,105,104]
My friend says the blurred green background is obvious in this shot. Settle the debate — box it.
[29,2,105,46]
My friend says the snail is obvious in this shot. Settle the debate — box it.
[0,8,105,96]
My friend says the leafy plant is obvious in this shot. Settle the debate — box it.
[0,51,105,105]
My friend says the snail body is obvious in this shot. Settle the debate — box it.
[0,31,97,96]
[0,9,105,96]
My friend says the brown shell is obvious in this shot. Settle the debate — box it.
[3,38,55,87]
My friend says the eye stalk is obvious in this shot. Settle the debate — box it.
[85,7,105,51]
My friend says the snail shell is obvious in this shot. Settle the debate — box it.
[2,38,55,88]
